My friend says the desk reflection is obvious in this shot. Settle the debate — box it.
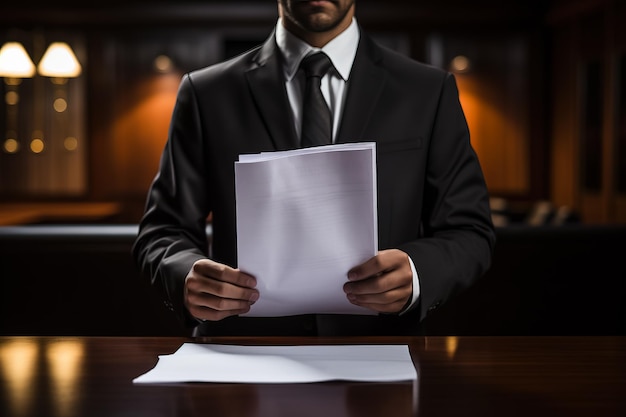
[2,336,625,416]
[181,381,418,417]
[0,337,419,417]
[0,339,38,417]
[0,338,84,417]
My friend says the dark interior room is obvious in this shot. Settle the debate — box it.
[0,0,624,336]
[0,2,625,417]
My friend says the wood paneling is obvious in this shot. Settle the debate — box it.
[0,1,568,222]
[549,0,626,224]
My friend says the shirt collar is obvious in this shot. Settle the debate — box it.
[275,17,360,82]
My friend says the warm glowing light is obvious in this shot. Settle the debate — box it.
[51,77,69,85]
[64,136,78,151]
[46,340,84,417]
[3,138,19,153]
[30,138,45,153]
[53,97,68,112]
[0,339,39,417]
[0,42,36,78]
[37,42,82,78]
[154,54,173,73]
[450,55,471,74]
[5,90,19,105]
[445,336,459,359]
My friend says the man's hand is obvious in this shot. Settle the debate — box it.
[184,259,259,321]
[343,249,413,314]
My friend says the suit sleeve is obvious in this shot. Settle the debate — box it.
[132,74,212,325]
[398,73,496,321]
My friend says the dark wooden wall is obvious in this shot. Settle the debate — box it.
[0,1,545,214]
[1,0,624,224]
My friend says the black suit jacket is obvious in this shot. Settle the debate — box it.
[133,29,496,336]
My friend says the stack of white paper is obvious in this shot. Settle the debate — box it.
[132,343,417,384]
[235,143,378,317]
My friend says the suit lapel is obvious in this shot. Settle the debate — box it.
[336,34,386,144]
[245,33,299,151]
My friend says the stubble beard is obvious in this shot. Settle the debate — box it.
[284,1,355,34]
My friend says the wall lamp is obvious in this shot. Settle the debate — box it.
[37,42,82,81]
[0,41,81,154]
[0,42,36,153]
[0,42,36,81]
[450,55,472,74]
[0,41,81,80]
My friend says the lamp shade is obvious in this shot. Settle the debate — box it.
[37,42,82,78]
[0,42,36,78]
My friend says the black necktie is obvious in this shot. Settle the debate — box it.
[300,52,333,148]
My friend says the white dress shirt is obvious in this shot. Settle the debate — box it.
[276,17,359,141]
[275,18,421,313]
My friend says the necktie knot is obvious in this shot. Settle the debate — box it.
[300,52,332,79]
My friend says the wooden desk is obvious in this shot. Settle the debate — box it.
[0,336,624,417]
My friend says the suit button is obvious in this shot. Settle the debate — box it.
[427,301,441,314]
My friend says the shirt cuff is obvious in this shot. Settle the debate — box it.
[399,255,421,315]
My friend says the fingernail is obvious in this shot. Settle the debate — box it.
[249,292,259,303]
[348,272,357,281]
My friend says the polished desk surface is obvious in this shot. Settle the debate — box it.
[0,336,624,417]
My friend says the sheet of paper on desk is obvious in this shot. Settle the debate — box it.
[235,142,378,317]
[132,343,417,384]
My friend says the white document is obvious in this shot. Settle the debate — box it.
[132,343,417,384]
[235,142,378,317]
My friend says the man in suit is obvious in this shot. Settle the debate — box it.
[133,0,496,336]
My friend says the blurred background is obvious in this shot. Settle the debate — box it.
[0,0,624,227]
[1,0,624,337]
